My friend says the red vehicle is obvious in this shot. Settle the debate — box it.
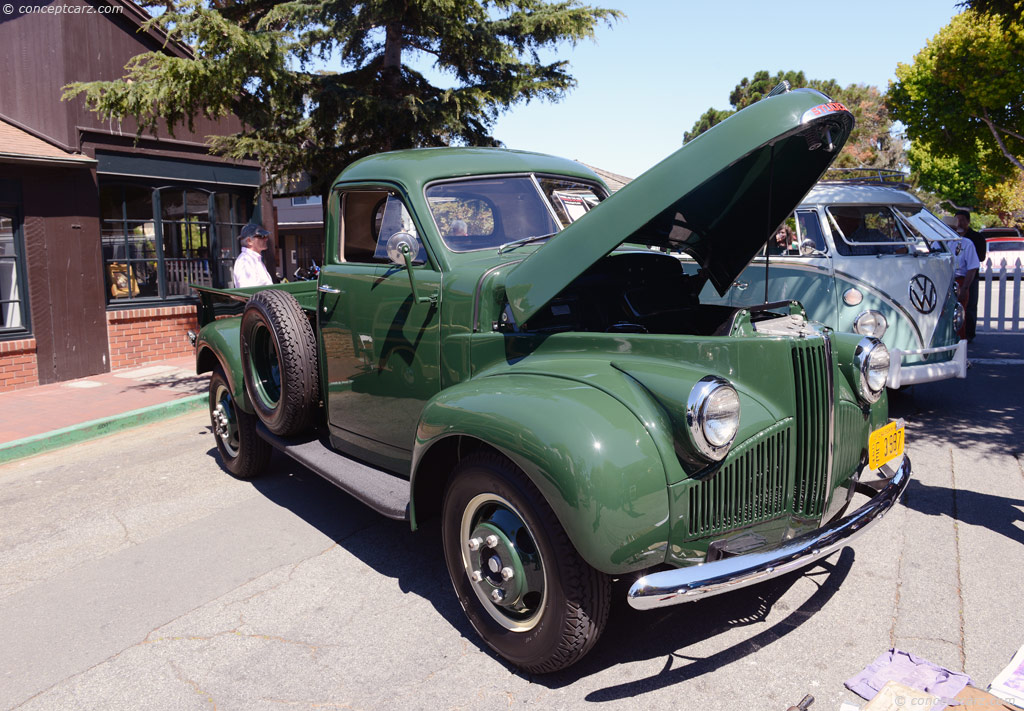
[982,227,1024,271]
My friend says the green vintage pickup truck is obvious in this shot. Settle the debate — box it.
[192,87,910,672]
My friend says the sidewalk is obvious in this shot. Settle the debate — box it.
[0,357,210,464]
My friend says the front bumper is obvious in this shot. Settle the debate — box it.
[887,340,967,389]
[627,455,910,610]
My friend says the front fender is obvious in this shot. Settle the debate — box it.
[412,373,671,575]
[195,316,252,413]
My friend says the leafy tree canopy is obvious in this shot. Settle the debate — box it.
[683,70,905,171]
[65,0,621,195]
[887,9,1024,187]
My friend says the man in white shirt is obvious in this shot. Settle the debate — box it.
[233,223,274,288]
[950,230,980,340]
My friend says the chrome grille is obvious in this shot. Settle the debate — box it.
[687,428,791,537]
[791,338,831,517]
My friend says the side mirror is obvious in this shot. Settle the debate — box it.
[386,233,433,304]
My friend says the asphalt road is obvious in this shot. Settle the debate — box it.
[1,334,1022,711]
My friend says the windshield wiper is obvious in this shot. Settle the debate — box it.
[497,232,557,254]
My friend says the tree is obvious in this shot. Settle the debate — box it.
[887,10,1024,178]
[65,0,622,196]
[683,70,905,171]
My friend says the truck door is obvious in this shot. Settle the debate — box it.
[318,188,441,463]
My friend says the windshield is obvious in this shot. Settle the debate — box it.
[425,175,605,251]
[826,204,947,256]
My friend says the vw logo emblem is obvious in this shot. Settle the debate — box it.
[909,274,937,314]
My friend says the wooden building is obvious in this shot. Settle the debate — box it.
[0,0,270,391]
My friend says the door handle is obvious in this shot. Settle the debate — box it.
[318,285,341,294]
[733,281,748,290]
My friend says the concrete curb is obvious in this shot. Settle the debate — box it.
[0,394,206,465]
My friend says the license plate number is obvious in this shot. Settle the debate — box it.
[868,420,905,470]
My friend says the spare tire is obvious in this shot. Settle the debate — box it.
[240,289,319,436]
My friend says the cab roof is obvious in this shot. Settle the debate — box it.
[801,182,923,206]
[334,147,603,192]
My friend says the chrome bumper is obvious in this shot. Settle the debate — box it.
[887,340,967,388]
[627,456,911,610]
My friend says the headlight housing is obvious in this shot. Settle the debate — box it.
[953,302,965,334]
[854,310,888,338]
[686,376,741,461]
[853,337,890,403]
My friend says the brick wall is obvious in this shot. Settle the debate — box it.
[0,338,40,392]
[106,305,198,370]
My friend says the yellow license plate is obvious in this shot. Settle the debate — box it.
[868,419,905,470]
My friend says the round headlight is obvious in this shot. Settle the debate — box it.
[854,337,890,403]
[687,376,741,461]
[854,310,888,338]
[953,302,965,334]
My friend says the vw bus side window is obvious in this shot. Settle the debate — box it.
[795,210,827,255]
[760,210,827,257]
[826,205,915,256]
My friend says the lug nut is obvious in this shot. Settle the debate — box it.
[501,567,514,581]
[467,537,483,551]
[471,570,483,582]
[491,589,505,602]
[485,534,499,548]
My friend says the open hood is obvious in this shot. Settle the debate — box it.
[504,88,854,324]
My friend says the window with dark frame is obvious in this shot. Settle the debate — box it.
[100,182,254,304]
[0,210,30,338]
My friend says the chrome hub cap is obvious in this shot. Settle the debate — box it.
[460,493,546,632]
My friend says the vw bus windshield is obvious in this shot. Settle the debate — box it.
[827,205,947,256]
[425,175,605,252]
[895,206,961,253]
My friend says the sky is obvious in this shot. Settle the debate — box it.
[479,0,965,178]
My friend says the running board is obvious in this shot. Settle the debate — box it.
[256,424,410,521]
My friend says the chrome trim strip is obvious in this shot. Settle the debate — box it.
[822,332,837,518]
[628,456,910,610]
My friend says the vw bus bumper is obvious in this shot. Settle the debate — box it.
[887,339,968,388]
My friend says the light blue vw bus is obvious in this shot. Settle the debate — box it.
[687,173,966,388]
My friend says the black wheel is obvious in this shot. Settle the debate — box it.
[240,289,319,436]
[209,367,271,479]
[441,453,610,673]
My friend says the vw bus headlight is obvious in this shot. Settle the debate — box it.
[854,337,890,403]
[854,310,888,338]
[953,303,965,334]
[687,376,741,461]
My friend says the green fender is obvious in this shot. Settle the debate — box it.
[195,317,253,413]
[411,372,671,575]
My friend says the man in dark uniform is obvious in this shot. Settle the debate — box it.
[955,210,986,341]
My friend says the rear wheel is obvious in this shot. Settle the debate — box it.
[209,368,271,480]
[441,453,610,673]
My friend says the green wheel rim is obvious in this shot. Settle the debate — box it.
[459,493,547,632]
[212,382,240,457]
[248,323,281,407]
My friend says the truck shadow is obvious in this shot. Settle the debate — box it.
[205,442,854,690]
[901,478,1024,546]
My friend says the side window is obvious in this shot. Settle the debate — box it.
[340,191,425,265]
[795,210,827,254]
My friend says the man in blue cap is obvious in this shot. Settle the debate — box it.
[233,223,274,287]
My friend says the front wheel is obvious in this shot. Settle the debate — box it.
[209,368,271,480]
[441,453,610,673]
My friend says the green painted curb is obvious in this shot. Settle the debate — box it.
[0,394,207,465]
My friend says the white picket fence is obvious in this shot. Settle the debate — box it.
[978,258,1024,332]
